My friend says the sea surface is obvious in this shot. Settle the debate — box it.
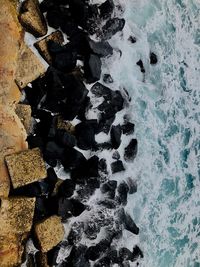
[105,0,200,266]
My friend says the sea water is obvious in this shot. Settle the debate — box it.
[104,0,200,266]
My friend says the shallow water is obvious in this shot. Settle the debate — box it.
[105,0,200,266]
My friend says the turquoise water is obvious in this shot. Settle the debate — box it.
[106,0,200,266]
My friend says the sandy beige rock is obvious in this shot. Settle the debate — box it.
[34,216,64,252]
[34,30,64,64]
[15,43,46,89]
[19,0,47,37]
[15,103,32,134]
[0,197,35,267]
[5,148,47,189]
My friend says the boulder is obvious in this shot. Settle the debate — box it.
[19,0,47,37]
[103,73,113,84]
[84,221,101,240]
[111,160,125,174]
[117,181,129,206]
[89,39,113,57]
[99,0,114,19]
[112,151,120,160]
[91,82,112,99]
[55,129,77,148]
[16,43,46,89]
[121,122,135,135]
[101,180,117,199]
[15,104,32,134]
[102,18,125,40]
[124,139,138,161]
[61,147,87,170]
[136,59,145,73]
[132,245,144,260]
[34,215,64,252]
[126,177,137,194]
[5,148,47,189]
[57,179,75,198]
[128,36,137,43]
[110,125,122,149]
[86,239,110,261]
[123,213,139,235]
[34,31,64,64]
[67,222,84,245]
[84,54,102,84]
[150,52,158,64]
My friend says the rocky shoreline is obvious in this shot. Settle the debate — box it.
[0,0,155,266]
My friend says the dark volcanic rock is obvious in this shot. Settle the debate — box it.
[84,221,101,240]
[89,39,113,57]
[86,239,110,261]
[75,120,97,150]
[99,199,117,209]
[119,247,134,262]
[121,122,135,135]
[111,160,125,174]
[99,0,114,19]
[136,59,145,73]
[110,125,122,149]
[112,151,120,160]
[84,54,102,83]
[128,35,137,43]
[68,222,84,245]
[44,141,65,161]
[150,52,158,65]
[126,177,137,194]
[132,245,144,260]
[57,179,75,198]
[117,181,129,205]
[101,180,117,199]
[61,147,87,170]
[34,196,58,221]
[102,18,125,40]
[71,198,86,217]
[58,197,73,220]
[124,139,138,161]
[55,129,77,148]
[94,256,111,267]
[123,212,139,235]
[66,244,89,266]
[91,82,112,99]
[103,73,113,84]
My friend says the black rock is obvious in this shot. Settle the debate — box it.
[44,141,65,160]
[55,129,77,148]
[61,147,87,170]
[110,125,122,149]
[86,239,110,261]
[84,54,102,84]
[34,196,58,221]
[75,120,97,150]
[52,47,77,72]
[121,122,135,135]
[57,179,75,198]
[103,74,113,84]
[67,244,90,266]
[111,160,125,174]
[132,245,144,260]
[99,158,107,174]
[97,142,113,151]
[124,139,138,161]
[94,256,111,267]
[102,18,125,40]
[99,199,117,209]
[112,151,120,160]
[150,52,158,65]
[47,245,60,266]
[98,116,115,134]
[84,221,101,240]
[68,222,84,245]
[126,178,137,194]
[101,180,117,199]
[58,197,73,220]
[89,39,113,57]
[117,181,129,206]
[68,30,90,55]
[61,21,80,38]
[71,198,85,216]
[98,102,116,121]
[69,0,89,28]
[119,247,134,262]
[77,96,91,121]
[26,135,44,150]
[99,0,114,19]
[123,212,139,235]
[136,59,145,73]
[34,109,54,140]
[128,36,137,43]
[10,182,41,197]
[91,82,112,99]
[105,249,119,264]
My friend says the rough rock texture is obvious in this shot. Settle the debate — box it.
[34,216,64,252]
[0,197,36,267]
[19,0,47,37]
[5,148,47,189]
[34,30,64,64]
[15,42,46,88]
[15,103,32,133]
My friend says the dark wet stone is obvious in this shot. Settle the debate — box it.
[68,30,90,55]
[94,256,111,267]
[33,109,53,140]
[77,96,91,121]
[26,135,44,151]
[84,54,102,84]
[58,197,73,220]
[110,125,122,149]
[71,198,86,217]
[10,182,41,197]
[99,158,108,174]
[47,245,60,266]
[103,73,113,84]
[61,21,80,38]
[68,0,89,29]
[67,244,90,267]
[98,116,115,134]
[86,239,110,261]
[150,52,158,65]
[99,0,114,19]
[132,245,144,260]
[121,122,135,135]
[128,36,137,43]
[102,18,125,40]
[46,7,70,29]
[34,196,58,221]
[111,160,125,174]
[89,39,113,57]
[91,82,112,99]
[44,141,65,160]
[117,181,129,206]
[123,212,139,235]
[61,147,87,170]
[75,120,97,150]
[119,247,134,262]
[68,222,84,245]
[126,178,137,194]
[57,179,75,198]
[84,221,101,240]
[101,180,117,199]
[55,129,77,148]
[112,151,120,160]
[136,59,145,73]
[97,142,113,151]
[105,249,119,264]
[124,139,138,161]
